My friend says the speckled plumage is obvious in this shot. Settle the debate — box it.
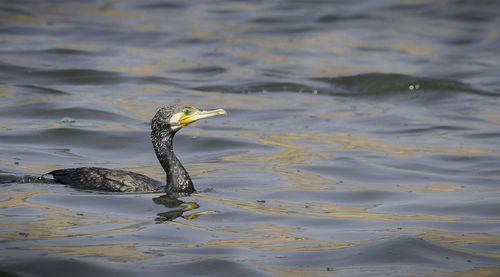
[47,105,219,195]
[47,167,164,192]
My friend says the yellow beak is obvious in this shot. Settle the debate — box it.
[179,108,227,127]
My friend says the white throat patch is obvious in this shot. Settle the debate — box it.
[169,112,183,131]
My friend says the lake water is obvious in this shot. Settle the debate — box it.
[1,0,500,276]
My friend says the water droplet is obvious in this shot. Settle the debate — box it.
[60,117,75,123]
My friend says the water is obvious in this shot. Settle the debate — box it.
[1,0,500,276]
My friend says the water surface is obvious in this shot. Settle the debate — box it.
[1,0,500,276]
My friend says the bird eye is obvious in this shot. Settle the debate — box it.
[183,109,190,115]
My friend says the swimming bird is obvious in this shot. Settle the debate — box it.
[47,105,226,195]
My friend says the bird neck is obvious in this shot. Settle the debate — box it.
[152,129,195,195]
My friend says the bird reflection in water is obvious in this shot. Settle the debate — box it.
[153,195,216,222]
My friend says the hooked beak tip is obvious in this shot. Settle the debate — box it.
[215,108,227,115]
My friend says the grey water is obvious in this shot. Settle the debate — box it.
[1,0,500,276]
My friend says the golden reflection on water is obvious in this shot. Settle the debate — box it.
[177,224,308,250]
[0,86,18,100]
[174,221,386,253]
[224,130,492,172]
[0,37,31,43]
[0,95,67,108]
[392,228,500,259]
[261,266,500,277]
[0,187,146,241]
[196,194,462,222]
[105,48,176,76]
[0,84,68,108]
[448,267,500,277]
[23,243,158,263]
[209,130,494,195]
[259,266,366,277]
[2,13,47,25]
[0,58,35,66]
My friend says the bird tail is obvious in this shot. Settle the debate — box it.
[0,173,56,184]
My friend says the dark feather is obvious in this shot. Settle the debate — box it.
[48,167,164,192]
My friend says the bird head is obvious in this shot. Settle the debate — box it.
[152,105,227,133]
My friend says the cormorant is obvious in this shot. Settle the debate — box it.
[47,105,226,195]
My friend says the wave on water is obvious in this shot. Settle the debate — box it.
[270,236,500,271]
[196,73,498,102]
[0,62,128,85]
[313,73,499,97]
